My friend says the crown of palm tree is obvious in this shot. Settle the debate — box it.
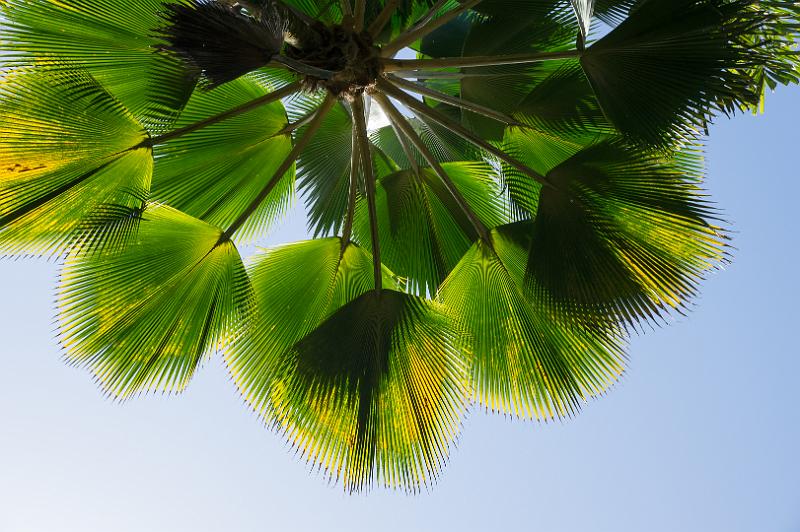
[1,0,798,492]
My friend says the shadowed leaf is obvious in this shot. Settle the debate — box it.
[354,161,510,295]
[227,238,467,492]
[581,0,800,146]
[273,289,468,492]
[439,228,626,419]
[524,141,727,327]
[158,0,286,88]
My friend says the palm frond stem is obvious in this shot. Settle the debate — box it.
[274,55,335,79]
[277,108,320,136]
[373,91,490,242]
[389,71,500,79]
[369,0,399,38]
[223,95,336,238]
[381,0,483,57]
[381,51,581,71]
[379,79,553,189]
[389,118,422,176]
[409,0,449,31]
[341,126,360,250]
[387,74,524,126]
[144,82,302,147]
[354,0,367,32]
[352,95,382,289]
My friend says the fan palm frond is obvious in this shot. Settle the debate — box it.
[353,161,509,294]
[227,238,467,491]
[151,74,294,241]
[439,227,626,419]
[523,141,727,327]
[0,69,151,256]
[1,0,797,493]
[58,205,252,398]
[581,0,800,146]
[0,0,196,129]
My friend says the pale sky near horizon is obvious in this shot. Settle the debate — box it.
[1,58,799,532]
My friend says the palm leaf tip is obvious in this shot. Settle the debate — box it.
[157,1,287,88]
[57,205,252,399]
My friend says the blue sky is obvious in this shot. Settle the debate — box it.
[1,83,798,532]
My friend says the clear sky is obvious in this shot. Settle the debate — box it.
[0,84,798,531]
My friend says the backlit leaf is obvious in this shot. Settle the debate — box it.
[58,205,252,398]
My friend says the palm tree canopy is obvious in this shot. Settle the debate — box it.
[1,0,798,492]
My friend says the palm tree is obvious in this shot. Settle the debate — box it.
[0,0,797,492]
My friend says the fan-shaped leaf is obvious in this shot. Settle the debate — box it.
[370,124,424,170]
[1,0,196,129]
[524,141,726,327]
[581,0,800,146]
[272,289,468,492]
[514,60,612,144]
[0,69,151,256]
[227,237,400,413]
[459,3,578,139]
[57,205,252,398]
[593,0,641,26]
[228,238,467,491]
[500,61,614,215]
[151,75,293,242]
[439,227,626,419]
[296,101,355,237]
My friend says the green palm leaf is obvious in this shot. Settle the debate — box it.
[439,226,626,419]
[354,161,509,294]
[498,61,614,216]
[277,289,467,492]
[227,238,467,491]
[0,69,151,256]
[370,124,425,170]
[516,59,612,137]
[227,238,399,414]
[593,0,641,26]
[57,205,251,398]
[1,0,196,128]
[581,0,800,146]
[523,141,726,327]
[151,75,293,241]
[437,3,577,140]
[296,101,356,236]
